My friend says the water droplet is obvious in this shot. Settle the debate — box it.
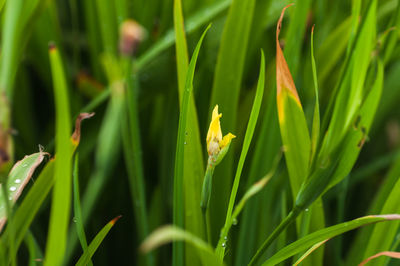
[73,217,77,223]
[224,236,228,240]
[305,208,309,212]
[232,218,238,225]
[184,141,187,145]
[222,243,226,248]
[8,197,12,201]
[22,163,28,167]
[15,179,21,184]
[9,186,16,192]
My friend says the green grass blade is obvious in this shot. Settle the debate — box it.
[382,1,400,64]
[141,225,222,266]
[276,5,310,197]
[2,160,55,256]
[0,0,24,98]
[94,0,117,54]
[208,0,257,243]
[76,216,121,266]
[324,59,383,192]
[363,162,400,265]
[216,51,265,259]
[235,61,282,266]
[72,153,92,266]
[173,0,205,265]
[44,44,73,266]
[67,60,125,262]
[25,231,43,266]
[174,0,189,93]
[317,17,352,86]
[1,115,90,262]
[310,26,320,165]
[319,0,376,157]
[172,25,210,266]
[262,215,400,266]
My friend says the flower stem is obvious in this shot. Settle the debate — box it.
[201,161,214,243]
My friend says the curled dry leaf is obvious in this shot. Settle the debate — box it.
[71,112,95,145]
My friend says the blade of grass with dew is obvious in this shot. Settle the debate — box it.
[141,225,222,266]
[44,44,73,266]
[262,215,400,266]
[72,153,92,266]
[208,0,256,243]
[0,152,47,231]
[1,161,54,255]
[216,51,265,260]
[0,113,92,260]
[172,25,210,266]
[220,153,281,261]
[174,0,205,265]
[76,216,121,266]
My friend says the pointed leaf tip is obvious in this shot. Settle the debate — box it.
[110,215,122,225]
[48,42,56,51]
[276,4,301,106]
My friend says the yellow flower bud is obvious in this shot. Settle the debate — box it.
[206,105,236,156]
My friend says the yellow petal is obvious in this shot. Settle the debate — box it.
[206,105,223,148]
[220,133,236,149]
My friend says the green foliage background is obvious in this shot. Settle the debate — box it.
[0,0,399,265]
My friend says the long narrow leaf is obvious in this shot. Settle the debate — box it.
[44,44,73,266]
[76,216,121,266]
[141,225,222,266]
[262,215,400,266]
[172,25,210,266]
[0,152,47,231]
[173,0,205,264]
[216,51,265,259]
